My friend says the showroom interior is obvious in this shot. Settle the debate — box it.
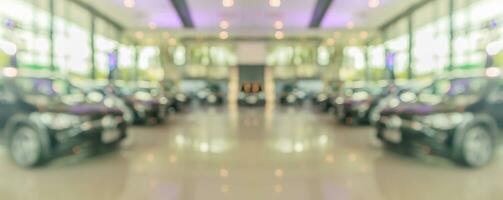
[1,0,503,199]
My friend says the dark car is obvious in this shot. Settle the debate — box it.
[161,81,191,113]
[84,84,136,125]
[335,84,386,124]
[368,82,425,125]
[0,72,127,167]
[197,84,225,105]
[238,82,266,106]
[376,72,503,167]
[279,84,306,105]
[106,84,168,124]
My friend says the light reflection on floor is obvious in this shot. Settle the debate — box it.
[0,105,502,200]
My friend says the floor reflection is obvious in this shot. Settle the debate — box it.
[0,106,502,200]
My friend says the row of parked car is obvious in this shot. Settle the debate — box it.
[0,68,190,168]
[192,82,311,107]
[314,67,503,167]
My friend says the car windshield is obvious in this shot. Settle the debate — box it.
[15,78,71,96]
[282,85,296,92]
[415,77,488,105]
[422,77,487,97]
[208,85,221,92]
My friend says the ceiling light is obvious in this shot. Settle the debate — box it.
[135,31,144,39]
[333,31,342,39]
[220,20,230,29]
[360,31,369,39]
[223,0,234,7]
[349,38,357,45]
[169,38,177,45]
[163,32,170,39]
[274,20,284,29]
[219,31,229,40]
[123,0,135,8]
[326,38,336,46]
[269,0,281,7]
[274,31,284,40]
[148,22,157,30]
[346,21,355,29]
[368,0,380,8]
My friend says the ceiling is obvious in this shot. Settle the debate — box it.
[321,0,422,28]
[85,0,421,38]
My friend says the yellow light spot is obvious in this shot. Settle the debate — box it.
[219,31,229,40]
[220,20,230,29]
[275,31,284,40]
[325,154,334,163]
[169,155,177,163]
[275,169,283,177]
[221,184,230,193]
[220,169,229,177]
[274,20,284,29]
[274,184,283,193]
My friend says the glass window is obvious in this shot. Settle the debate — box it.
[54,0,91,77]
[412,0,450,77]
[95,18,119,80]
[385,18,409,79]
[368,45,386,80]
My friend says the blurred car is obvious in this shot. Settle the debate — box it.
[161,81,191,112]
[368,83,426,125]
[0,72,127,167]
[197,84,225,105]
[119,84,168,124]
[238,82,265,106]
[279,84,306,105]
[376,71,503,167]
[84,84,136,125]
[335,84,387,124]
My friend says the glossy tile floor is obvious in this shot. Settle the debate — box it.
[1,105,503,200]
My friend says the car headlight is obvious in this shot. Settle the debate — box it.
[159,97,169,105]
[384,115,402,128]
[335,97,344,105]
[134,103,148,112]
[176,94,187,102]
[39,113,84,130]
[356,101,370,111]
[316,94,328,102]
[419,113,468,130]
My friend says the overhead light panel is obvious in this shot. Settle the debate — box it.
[220,20,230,29]
[274,31,284,40]
[333,31,342,39]
[219,31,229,40]
[148,22,157,30]
[269,0,281,7]
[135,31,144,39]
[368,0,380,8]
[346,21,355,29]
[169,38,177,45]
[360,31,369,39]
[163,32,171,39]
[123,0,135,8]
[223,0,234,7]
[326,38,336,46]
[274,20,284,29]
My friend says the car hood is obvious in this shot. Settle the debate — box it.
[24,96,122,116]
[381,101,466,119]
[66,103,122,116]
